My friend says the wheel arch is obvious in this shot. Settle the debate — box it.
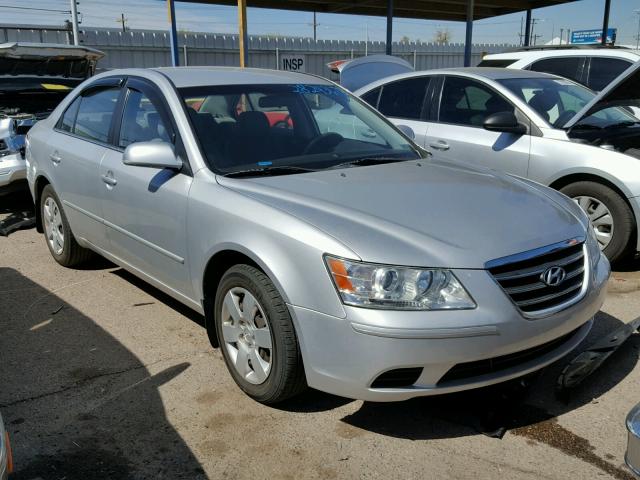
[33,174,52,233]
[549,171,639,253]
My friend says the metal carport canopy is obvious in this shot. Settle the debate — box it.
[168,0,581,67]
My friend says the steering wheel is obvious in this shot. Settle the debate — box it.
[303,132,344,155]
[553,110,577,128]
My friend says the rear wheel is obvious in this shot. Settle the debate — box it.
[560,181,635,264]
[40,185,93,267]
[214,264,306,404]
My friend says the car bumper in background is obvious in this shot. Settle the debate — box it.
[0,413,12,480]
[290,253,610,402]
[627,402,640,476]
[0,152,27,189]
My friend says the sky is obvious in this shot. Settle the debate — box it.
[0,0,639,46]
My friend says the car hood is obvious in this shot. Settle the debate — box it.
[564,59,640,129]
[217,160,585,268]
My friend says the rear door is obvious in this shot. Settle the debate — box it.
[424,75,530,177]
[99,77,193,296]
[362,76,432,147]
[45,78,123,249]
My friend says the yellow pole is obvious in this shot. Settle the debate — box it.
[238,0,248,67]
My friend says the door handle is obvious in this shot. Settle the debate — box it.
[428,141,450,151]
[101,173,117,187]
[49,152,62,164]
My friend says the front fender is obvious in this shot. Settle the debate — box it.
[187,175,358,319]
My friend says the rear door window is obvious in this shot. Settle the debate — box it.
[378,77,431,120]
[586,57,632,91]
[73,88,120,143]
[529,57,584,84]
[57,97,81,133]
[360,87,381,109]
[477,59,518,67]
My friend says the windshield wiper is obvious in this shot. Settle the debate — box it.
[329,156,414,170]
[603,120,640,130]
[222,165,317,178]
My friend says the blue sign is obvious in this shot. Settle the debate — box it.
[571,28,617,45]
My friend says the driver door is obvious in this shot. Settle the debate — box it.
[99,78,193,297]
[424,75,531,177]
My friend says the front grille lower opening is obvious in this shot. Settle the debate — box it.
[437,327,580,385]
[371,367,423,388]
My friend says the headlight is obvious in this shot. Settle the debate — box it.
[325,255,476,310]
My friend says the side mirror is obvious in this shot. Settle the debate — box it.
[483,112,527,135]
[396,124,416,140]
[123,141,182,170]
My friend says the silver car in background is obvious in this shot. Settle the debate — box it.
[26,67,609,403]
[356,64,640,264]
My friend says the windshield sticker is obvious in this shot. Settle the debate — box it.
[257,161,273,166]
[291,84,349,103]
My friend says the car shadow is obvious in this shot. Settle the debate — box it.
[0,267,207,479]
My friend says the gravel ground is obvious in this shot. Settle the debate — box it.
[1,190,638,480]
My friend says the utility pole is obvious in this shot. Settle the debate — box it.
[635,10,640,50]
[530,18,539,45]
[69,0,80,46]
[312,11,318,41]
[518,16,523,46]
[116,13,128,33]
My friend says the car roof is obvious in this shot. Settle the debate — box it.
[354,67,561,93]
[150,66,331,88]
[483,48,640,61]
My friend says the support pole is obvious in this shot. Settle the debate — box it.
[386,0,393,55]
[463,0,474,67]
[167,0,179,66]
[238,0,248,67]
[524,9,531,46]
[601,0,611,45]
[69,0,80,46]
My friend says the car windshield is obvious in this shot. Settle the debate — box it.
[498,77,637,129]
[179,83,421,175]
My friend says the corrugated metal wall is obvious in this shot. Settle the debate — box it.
[0,25,514,79]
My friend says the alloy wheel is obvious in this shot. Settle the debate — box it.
[220,287,273,385]
[43,196,65,255]
[574,195,614,249]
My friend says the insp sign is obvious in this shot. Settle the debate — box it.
[280,54,306,72]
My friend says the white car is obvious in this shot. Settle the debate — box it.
[479,46,640,92]
[355,63,640,263]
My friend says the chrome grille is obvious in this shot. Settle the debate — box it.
[488,240,587,316]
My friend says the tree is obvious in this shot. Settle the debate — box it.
[400,35,411,43]
[433,29,452,44]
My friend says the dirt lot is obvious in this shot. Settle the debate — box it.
[1,190,639,480]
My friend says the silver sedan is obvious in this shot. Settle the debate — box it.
[356,64,640,264]
[26,67,609,403]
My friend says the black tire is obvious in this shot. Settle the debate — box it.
[40,184,93,267]
[560,181,636,264]
[214,264,306,404]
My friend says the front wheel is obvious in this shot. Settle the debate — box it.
[214,264,306,404]
[560,181,636,264]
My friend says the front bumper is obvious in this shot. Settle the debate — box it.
[0,152,27,189]
[290,252,610,402]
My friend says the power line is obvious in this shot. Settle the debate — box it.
[0,5,70,14]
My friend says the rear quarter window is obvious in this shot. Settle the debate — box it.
[477,59,518,67]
